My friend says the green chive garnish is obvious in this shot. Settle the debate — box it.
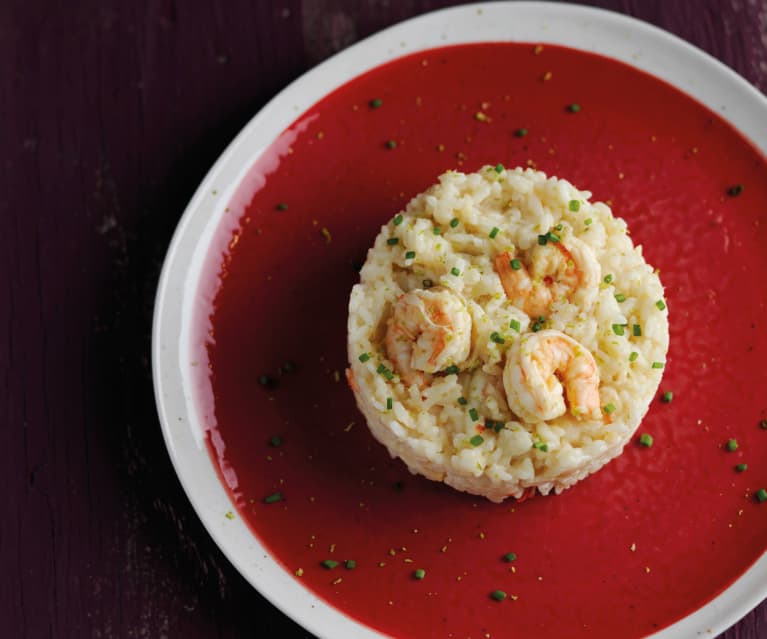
[735,463,748,473]
[510,258,522,270]
[612,324,625,336]
[629,351,639,362]
[469,408,479,421]
[422,279,433,288]
[585,218,593,226]
[386,139,397,149]
[345,559,356,569]
[276,202,289,211]
[615,293,626,303]
[377,363,395,380]
[458,396,468,405]
[393,214,403,226]
[495,163,505,173]
[547,231,560,243]
[503,552,517,562]
[514,128,528,137]
[370,98,383,109]
[726,438,738,452]
[603,274,613,284]
[270,435,282,447]
[491,590,507,601]
[264,492,283,504]
[554,223,563,231]
[450,217,459,228]
[661,391,673,403]
[405,250,416,259]
[451,267,461,276]
[656,300,667,310]
[387,237,399,245]
[567,103,581,113]
[322,559,339,570]
[633,324,642,337]
[604,403,616,414]
[414,568,426,580]
[531,316,546,332]
[533,441,548,452]
[358,353,371,362]
[489,226,500,239]
[639,433,653,447]
[386,397,393,410]
[444,365,460,375]
[568,199,580,212]
[652,362,664,369]
[538,234,548,245]
[433,226,441,235]
[509,319,521,332]
[470,435,484,447]
[756,488,767,503]
[490,331,505,344]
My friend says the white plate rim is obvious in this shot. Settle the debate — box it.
[152,3,767,638]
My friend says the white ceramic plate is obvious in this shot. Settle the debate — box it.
[152,3,767,637]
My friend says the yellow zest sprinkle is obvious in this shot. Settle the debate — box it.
[225,511,235,520]
[474,111,490,122]
[295,568,303,577]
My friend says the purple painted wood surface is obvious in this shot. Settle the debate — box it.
[1,1,765,637]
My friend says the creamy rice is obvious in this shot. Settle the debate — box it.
[347,166,668,502]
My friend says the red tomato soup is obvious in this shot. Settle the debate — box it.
[193,44,767,638]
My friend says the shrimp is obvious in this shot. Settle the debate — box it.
[503,329,601,423]
[494,235,600,318]
[385,287,472,387]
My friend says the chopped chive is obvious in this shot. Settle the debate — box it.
[756,488,767,503]
[264,492,283,504]
[661,391,673,403]
[387,237,399,245]
[633,324,642,337]
[615,293,626,303]
[603,403,616,414]
[491,590,507,601]
[405,250,416,259]
[276,202,289,211]
[533,441,548,452]
[514,128,528,137]
[386,397,393,410]
[531,316,546,332]
[458,396,468,406]
[735,463,748,473]
[727,184,744,197]
[656,299,667,311]
[450,217,459,228]
[603,274,613,284]
[270,435,282,447]
[495,163,505,173]
[490,331,505,344]
[489,226,500,239]
[503,552,517,562]
[470,435,484,447]
[433,226,441,236]
[386,139,397,149]
[377,363,395,380]
[554,223,563,231]
[584,218,593,226]
[726,438,738,452]
[509,319,521,332]
[568,199,580,212]
[450,267,461,276]
[413,568,426,580]
[321,559,339,570]
[547,231,560,243]
[510,258,522,270]
[393,214,404,226]
[629,351,639,362]
[469,408,479,421]
[639,433,653,447]
[493,421,505,433]
[345,559,356,569]
[567,103,581,113]
[612,324,625,336]
[369,98,383,109]
[444,365,460,375]
[358,353,371,362]
[537,234,548,246]
[422,279,433,288]
[651,362,664,369]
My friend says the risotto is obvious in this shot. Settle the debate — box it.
[346,166,669,502]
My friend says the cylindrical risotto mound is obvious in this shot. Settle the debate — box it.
[347,166,669,502]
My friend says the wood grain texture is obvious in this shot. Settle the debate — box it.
[0,1,764,637]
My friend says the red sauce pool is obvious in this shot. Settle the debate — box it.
[194,43,767,638]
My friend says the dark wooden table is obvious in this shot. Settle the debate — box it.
[3,1,765,637]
